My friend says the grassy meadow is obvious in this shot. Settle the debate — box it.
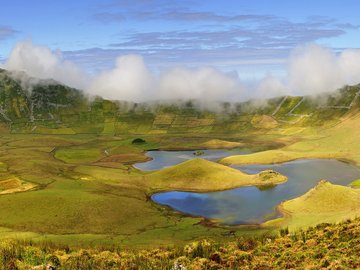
[0,73,359,268]
[0,133,287,248]
[0,118,359,249]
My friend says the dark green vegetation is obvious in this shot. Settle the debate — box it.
[0,218,358,269]
[193,150,204,156]
[132,138,146,144]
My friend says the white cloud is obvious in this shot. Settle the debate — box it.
[158,67,240,101]
[3,40,360,104]
[3,41,244,104]
[89,54,155,102]
[338,49,360,85]
[286,44,360,95]
[5,40,88,89]
[88,56,242,103]
[255,74,286,99]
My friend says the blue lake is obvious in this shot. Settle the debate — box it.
[136,151,360,225]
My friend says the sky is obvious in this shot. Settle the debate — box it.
[1,0,360,102]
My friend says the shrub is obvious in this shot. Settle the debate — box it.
[279,227,289,237]
[131,138,146,144]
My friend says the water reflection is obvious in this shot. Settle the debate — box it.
[152,159,360,225]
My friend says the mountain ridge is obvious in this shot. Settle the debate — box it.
[0,68,359,134]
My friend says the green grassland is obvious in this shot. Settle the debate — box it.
[0,125,357,248]
[0,69,360,251]
[0,133,285,248]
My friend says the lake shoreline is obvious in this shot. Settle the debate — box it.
[144,154,360,227]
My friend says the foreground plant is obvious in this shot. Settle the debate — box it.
[0,218,359,269]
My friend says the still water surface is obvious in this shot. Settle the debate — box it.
[136,151,360,225]
[134,149,251,171]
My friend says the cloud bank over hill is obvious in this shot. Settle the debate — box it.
[88,55,242,103]
[89,55,156,102]
[4,40,88,90]
[2,40,360,102]
[288,44,360,95]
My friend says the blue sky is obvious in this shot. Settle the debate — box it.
[1,0,360,80]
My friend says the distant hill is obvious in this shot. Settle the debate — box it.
[0,68,359,134]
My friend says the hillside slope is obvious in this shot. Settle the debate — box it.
[220,112,360,166]
[1,68,360,135]
[278,180,360,229]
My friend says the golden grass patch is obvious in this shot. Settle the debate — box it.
[200,139,244,149]
[0,177,36,195]
[147,158,287,191]
[276,180,360,229]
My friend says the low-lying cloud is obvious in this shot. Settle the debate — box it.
[287,44,360,95]
[89,54,156,102]
[4,40,242,103]
[89,55,242,103]
[5,40,88,89]
[3,40,360,104]
[158,67,240,101]
[253,44,360,98]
